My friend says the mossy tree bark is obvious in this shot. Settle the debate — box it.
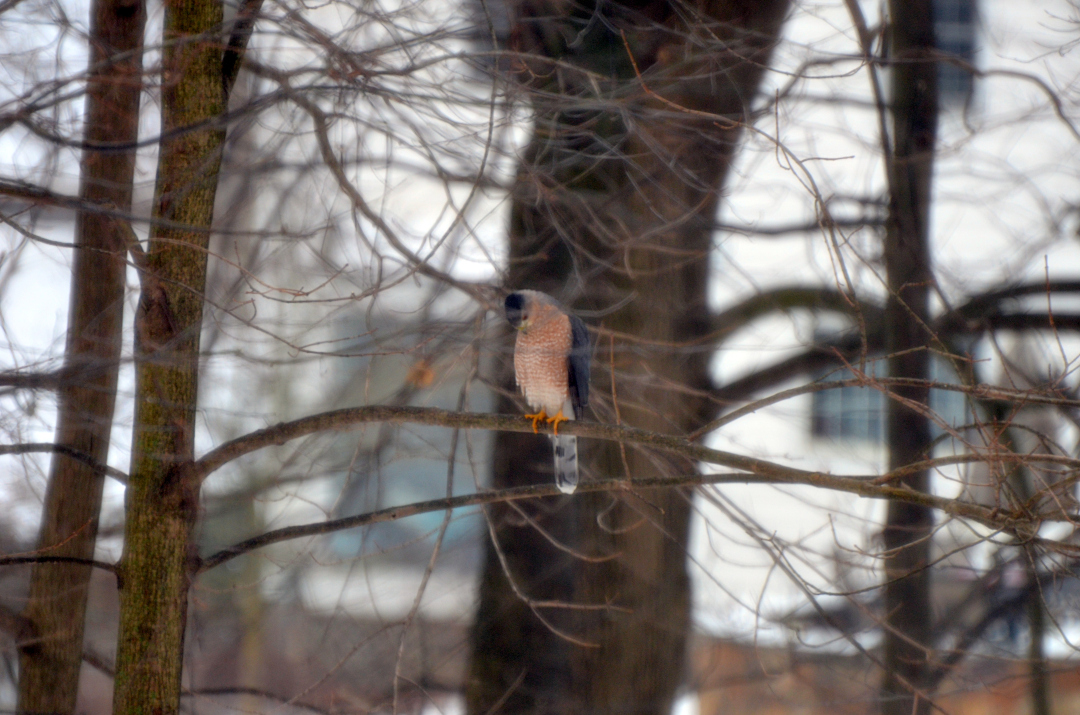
[111,0,226,711]
[880,2,938,714]
[466,2,791,713]
[17,0,145,709]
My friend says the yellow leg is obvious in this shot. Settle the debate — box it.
[547,409,568,436]
[523,409,548,433]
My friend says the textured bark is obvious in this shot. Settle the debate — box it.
[466,2,791,713]
[17,0,145,710]
[880,2,938,714]
[111,0,225,710]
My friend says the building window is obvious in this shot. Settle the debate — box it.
[934,0,977,102]
[811,360,886,443]
[811,358,971,444]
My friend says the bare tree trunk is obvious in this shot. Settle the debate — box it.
[880,2,938,713]
[17,0,145,709]
[467,3,790,713]
[1024,547,1052,715]
[111,0,225,710]
[1002,414,1054,715]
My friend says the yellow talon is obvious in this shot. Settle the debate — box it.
[548,410,568,436]
[524,409,548,433]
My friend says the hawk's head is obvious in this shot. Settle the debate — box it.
[504,292,528,331]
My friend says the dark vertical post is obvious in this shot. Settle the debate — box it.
[881,2,938,713]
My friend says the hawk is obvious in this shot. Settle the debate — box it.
[504,290,590,493]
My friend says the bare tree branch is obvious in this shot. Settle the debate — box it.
[0,555,118,576]
[221,0,264,99]
[199,460,1068,575]
[0,443,128,482]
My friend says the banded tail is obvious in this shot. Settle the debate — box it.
[552,434,578,494]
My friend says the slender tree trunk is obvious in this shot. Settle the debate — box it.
[1024,547,1052,715]
[1001,415,1054,715]
[466,3,790,713]
[880,2,938,714]
[17,0,145,710]
[111,0,225,710]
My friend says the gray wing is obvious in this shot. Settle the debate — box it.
[567,314,590,420]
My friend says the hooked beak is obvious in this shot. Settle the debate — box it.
[505,309,525,331]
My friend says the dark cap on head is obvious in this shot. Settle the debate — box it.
[504,292,525,328]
